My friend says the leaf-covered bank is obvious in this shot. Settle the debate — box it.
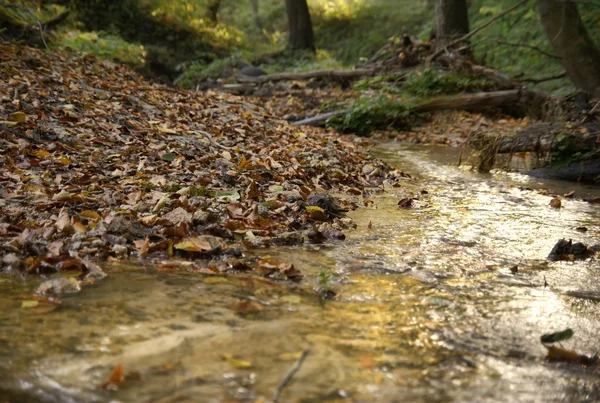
[0,42,405,281]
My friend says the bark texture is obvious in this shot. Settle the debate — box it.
[285,0,315,52]
[436,0,470,47]
[537,0,600,96]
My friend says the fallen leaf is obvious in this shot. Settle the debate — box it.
[102,363,125,389]
[550,197,562,208]
[9,111,26,123]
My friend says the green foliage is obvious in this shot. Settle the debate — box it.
[60,30,147,66]
[255,49,343,73]
[174,58,236,87]
[469,0,600,94]
[551,132,583,167]
[317,270,332,289]
[327,95,415,136]
[353,72,406,94]
[404,68,496,96]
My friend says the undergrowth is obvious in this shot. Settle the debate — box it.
[404,69,496,96]
[327,95,416,136]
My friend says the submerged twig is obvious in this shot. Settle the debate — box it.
[273,349,309,403]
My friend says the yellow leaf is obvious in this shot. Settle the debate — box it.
[305,205,325,213]
[21,300,39,308]
[0,121,19,127]
[223,354,253,369]
[80,210,102,221]
[174,236,212,252]
[238,155,248,170]
[9,111,26,123]
[56,156,72,165]
[157,127,178,134]
[33,149,52,158]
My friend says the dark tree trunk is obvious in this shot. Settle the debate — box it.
[537,0,600,96]
[436,0,470,48]
[285,0,315,52]
[206,0,221,22]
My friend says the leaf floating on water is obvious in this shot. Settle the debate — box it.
[223,354,253,369]
[102,363,125,390]
[21,300,39,309]
[549,197,562,208]
[545,345,598,365]
[541,328,574,344]
[397,197,413,208]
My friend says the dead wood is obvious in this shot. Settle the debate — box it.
[293,90,524,127]
[238,68,382,83]
[468,122,597,154]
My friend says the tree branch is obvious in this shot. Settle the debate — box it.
[489,39,561,59]
[521,71,567,83]
[428,0,530,62]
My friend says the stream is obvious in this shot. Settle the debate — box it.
[1,143,599,402]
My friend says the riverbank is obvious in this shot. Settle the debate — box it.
[0,42,403,280]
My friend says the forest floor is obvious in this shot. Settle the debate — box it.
[0,42,409,286]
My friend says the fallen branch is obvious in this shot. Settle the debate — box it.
[468,122,596,154]
[429,0,529,62]
[294,90,524,127]
[238,68,381,84]
[521,72,567,84]
[190,130,232,151]
[489,39,561,60]
[292,111,346,126]
[273,350,309,403]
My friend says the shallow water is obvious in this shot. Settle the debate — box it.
[1,143,599,402]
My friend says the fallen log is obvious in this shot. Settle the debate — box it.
[293,89,522,127]
[468,122,597,154]
[526,158,600,183]
[292,111,346,126]
[238,68,382,83]
[416,89,520,112]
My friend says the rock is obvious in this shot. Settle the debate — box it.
[162,207,192,226]
[240,66,267,77]
[307,193,348,218]
[36,277,81,295]
[112,244,128,256]
[548,239,590,261]
[272,231,304,246]
[106,215,149,241]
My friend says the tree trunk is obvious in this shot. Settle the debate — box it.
[436,0,470,48]
[285,0,315,52]
[537,0,600,96]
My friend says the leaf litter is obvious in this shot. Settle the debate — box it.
[0,42,408,283]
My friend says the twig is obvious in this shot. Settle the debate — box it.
[490,39,561,60]
[36,19,48,49]
[521,72,567,83]
[273,349,309,403]
[429,0,529,62]
[191,130,231,151]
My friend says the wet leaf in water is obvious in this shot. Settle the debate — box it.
[21,300,39,309]
[102,363,125,390]
[397,197,413,208]
[549,197,562,208]
[545,345,598,365]
[223,354,253,369]
[541,328,574,344]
